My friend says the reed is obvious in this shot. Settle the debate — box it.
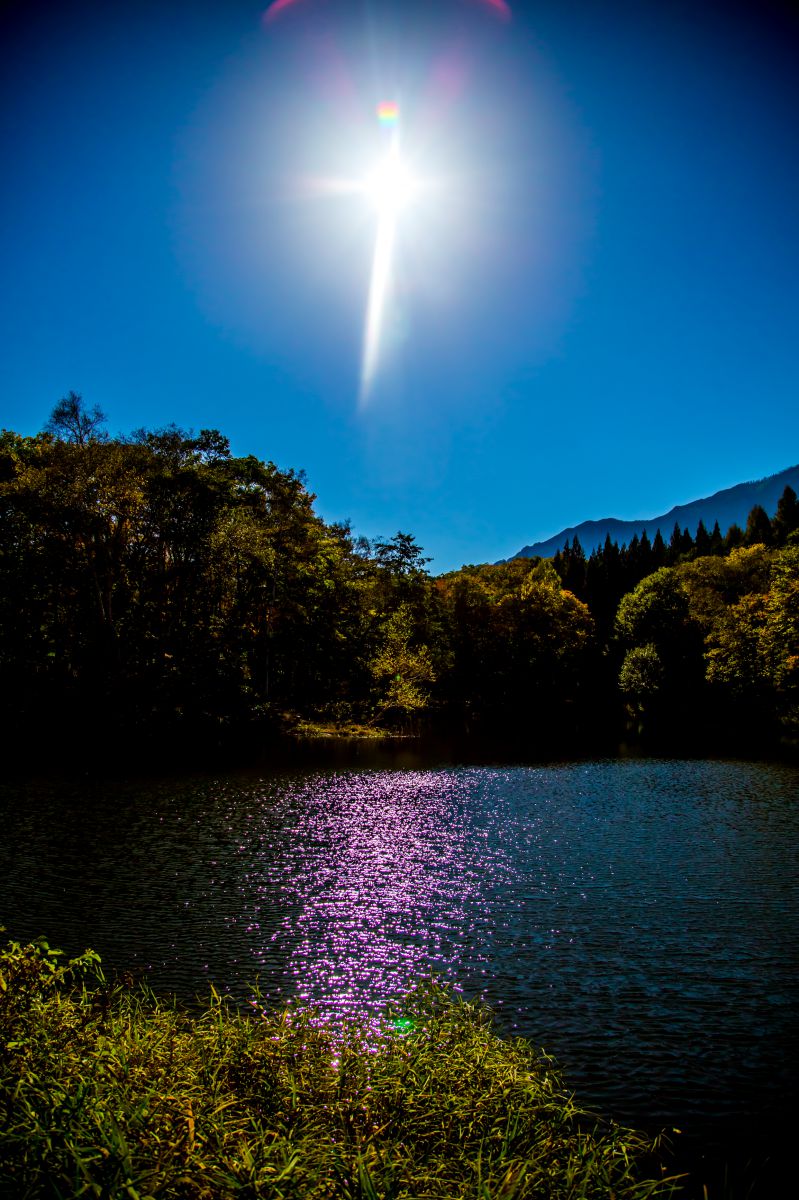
[0,931,680,1198]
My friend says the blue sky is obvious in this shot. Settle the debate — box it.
[2,0,797,571]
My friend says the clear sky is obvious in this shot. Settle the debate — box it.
[2,0,797,571]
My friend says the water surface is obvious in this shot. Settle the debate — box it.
[2,757,797,1195]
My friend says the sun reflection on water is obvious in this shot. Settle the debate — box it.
[245,770,511,1030]
[2,758,799,1180]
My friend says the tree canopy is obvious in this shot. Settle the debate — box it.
[1,396,797,762]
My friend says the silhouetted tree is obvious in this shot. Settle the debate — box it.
[724,523,744,552]
[553,536,587,598]
[744,504,772,546]
[45,392,107,445]
[668,523,683,563]
[774,485,799,544]
[694,519,711,557]
[639,529,653,574]
[651,529,667,567]
[3,400,797,761]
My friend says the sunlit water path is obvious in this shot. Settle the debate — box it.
[2,758,798,1195]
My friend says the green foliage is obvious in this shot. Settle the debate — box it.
[0,419,385,746]
[614,570,705,727]
[704,593,769,695]
[761,546,799,693]
[436,559,598,738]
[369,604,436,725]
[677,546,772,626]
[2,400,797,756]
[0,933,679,1200]
[699,546,799,740]
[615,569,692,648]
[611,542,799,745]
[371,531,431,579]
[619,645,664,712]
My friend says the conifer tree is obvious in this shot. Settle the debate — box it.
[724,523,745,551]
[562,535,587,596]
[639,529,653,575]
[744,504,772,546]
[773,485,799,543]
[694,519,711,557]
[651,529,667,567]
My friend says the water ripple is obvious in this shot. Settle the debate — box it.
[1,758,798,1177]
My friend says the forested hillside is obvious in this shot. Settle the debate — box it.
[512,463,799,559]
[2,396,797,763]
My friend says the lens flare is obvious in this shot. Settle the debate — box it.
[260,3,514,407]
[377,101,399,126]
[359,103,418,405]
[360,204,396,403]
[264,1,512,26]
[262,0,307,24]
[476,0,512,19]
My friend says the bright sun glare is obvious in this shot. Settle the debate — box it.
[359,132,421,405]
[365,153,417,216]
[308,101,422,404]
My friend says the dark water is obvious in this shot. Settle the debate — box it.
[2,757,798,1196]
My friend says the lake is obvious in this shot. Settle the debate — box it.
[2,755,798,1197]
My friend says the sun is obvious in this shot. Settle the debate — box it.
[365,152,417,217]
[359,139,421,404]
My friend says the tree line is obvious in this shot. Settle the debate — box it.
[1,394,797,761]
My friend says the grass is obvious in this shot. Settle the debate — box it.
[292,719,396,739]
[0,931,681,1199]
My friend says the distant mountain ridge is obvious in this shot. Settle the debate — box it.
[510,463,799,561]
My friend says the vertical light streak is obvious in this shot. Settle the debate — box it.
[359,125,404,406]
[360,204,396,405]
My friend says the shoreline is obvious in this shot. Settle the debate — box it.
[0,932,681,1200]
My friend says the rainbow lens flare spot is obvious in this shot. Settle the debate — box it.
[377,102,399,126]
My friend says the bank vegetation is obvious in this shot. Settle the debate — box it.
[0,931,678,1199]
